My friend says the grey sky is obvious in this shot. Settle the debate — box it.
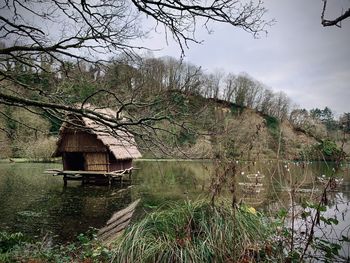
[143,0,350,115]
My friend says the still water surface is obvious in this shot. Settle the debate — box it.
[0,160,349,245]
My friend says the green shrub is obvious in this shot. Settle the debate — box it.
[320,139,339,157]
[264,116,279,135]
[264,115,284,153]
[0,232,25,253]
[0,230,112,263]
[230,103,244,115]
[298,139,345,161]
[178,128,197,146]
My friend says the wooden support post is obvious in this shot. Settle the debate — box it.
[63,175,67,186]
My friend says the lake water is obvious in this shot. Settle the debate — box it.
[0,160,349,253]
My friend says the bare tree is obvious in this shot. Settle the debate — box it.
[272,91,290,121]
[259,88,274,115]
[289,108,310,129]
[212,70,225,100]
[233,74,250,107]
[158,57,203,93]
[321,0,350,27]
[239,74,261,109]
[0,0,272,147]
[250,80,264,109]
[223,73,237,102]
[339,112,350,132]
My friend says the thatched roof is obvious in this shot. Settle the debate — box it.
[54,107,142,160]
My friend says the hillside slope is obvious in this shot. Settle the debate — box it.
[139,94,323,160]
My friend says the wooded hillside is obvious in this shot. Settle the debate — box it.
[0,56,348,161]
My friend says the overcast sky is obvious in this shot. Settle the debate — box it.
[142,0,350,116]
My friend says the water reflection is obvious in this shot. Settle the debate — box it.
[0,163,133,242]
[0,160,349,245]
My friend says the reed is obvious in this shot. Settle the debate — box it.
[112,199,274,263]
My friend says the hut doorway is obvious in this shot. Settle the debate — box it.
[64,152,85,171]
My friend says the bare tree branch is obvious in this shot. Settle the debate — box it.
[321,0,350,27]
[0,0,272,154]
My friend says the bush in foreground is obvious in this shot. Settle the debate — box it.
[112,200,276,263]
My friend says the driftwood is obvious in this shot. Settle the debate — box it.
[97,199,140,244]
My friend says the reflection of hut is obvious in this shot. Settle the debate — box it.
[53,108,142,173]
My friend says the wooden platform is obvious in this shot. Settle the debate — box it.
[45,167,136,186]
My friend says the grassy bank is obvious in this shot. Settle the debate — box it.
[3,198,347,262]
[1,200,279,262]
[0,158,61,163]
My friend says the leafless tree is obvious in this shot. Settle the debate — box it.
[289,108,309,129]
[339,112,350,132]
[271,91,290,121]
[233,74,250,107]
[223,73,237,102]
[156,57,203,94]
[321,0,350,27]
[0,0,272,150]
[237,74,261,109]
[259,88,274,115]
[211,70,225,100]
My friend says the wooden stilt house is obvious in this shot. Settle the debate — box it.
[53,108,142,173]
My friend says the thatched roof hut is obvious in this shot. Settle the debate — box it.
[53,107,142,173]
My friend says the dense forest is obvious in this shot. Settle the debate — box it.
[0,55,348,162]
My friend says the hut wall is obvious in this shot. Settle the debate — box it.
[109,159,132,171]
[59,132,107,153]
[85,153,109,172]
[108,153,132,171]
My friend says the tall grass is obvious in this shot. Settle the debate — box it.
[112,199,274,263]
